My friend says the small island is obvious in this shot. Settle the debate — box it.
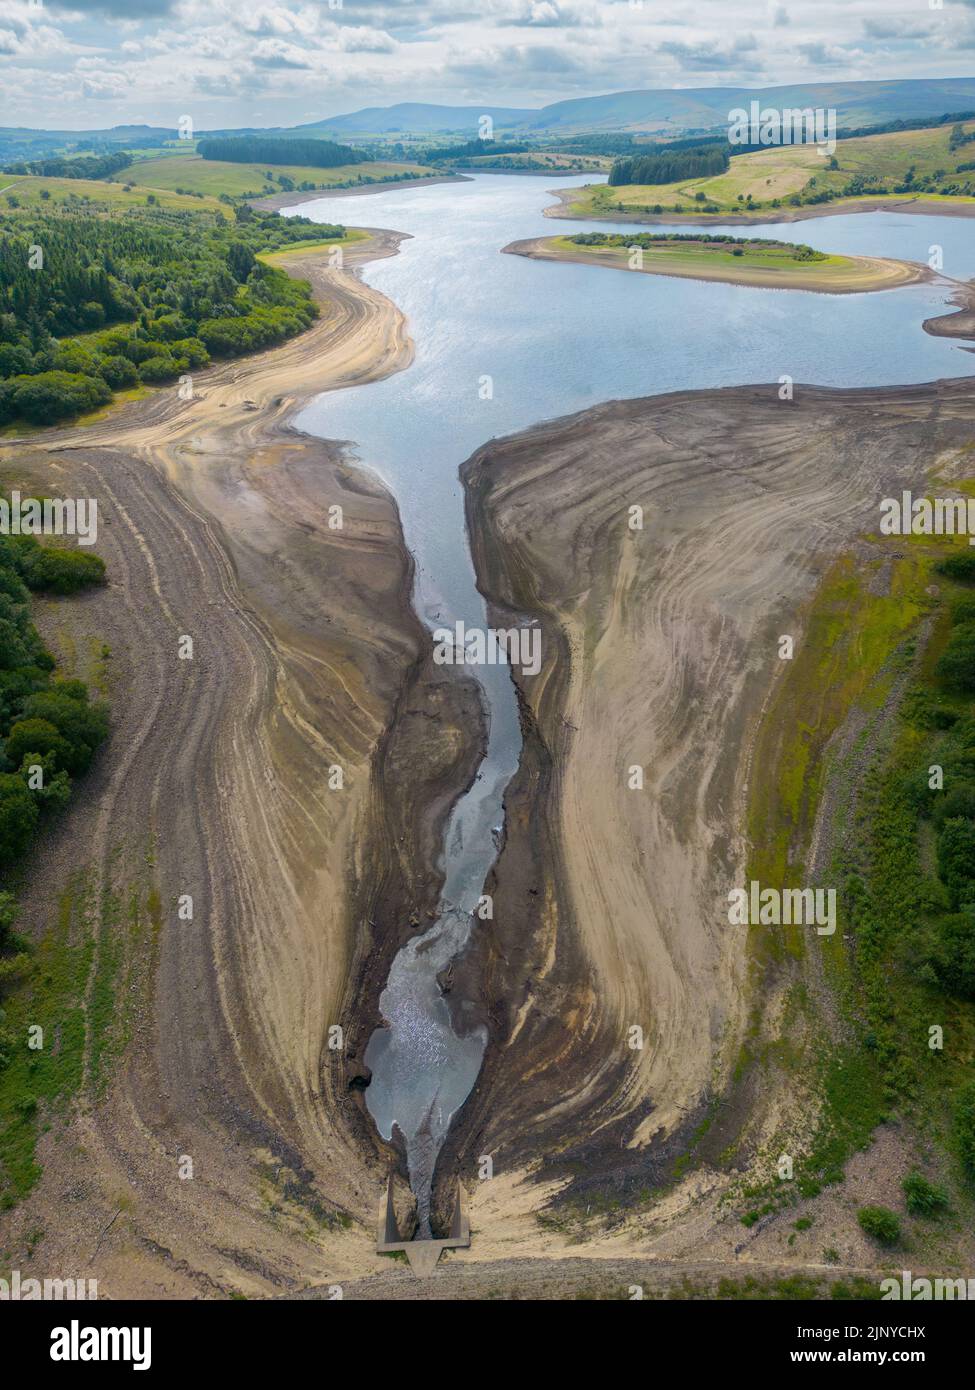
[503,231,927,294]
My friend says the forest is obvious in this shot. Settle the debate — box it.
[0,205,343,424]
[608,142,731,186]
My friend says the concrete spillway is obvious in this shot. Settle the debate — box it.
[376,1174,470,1277]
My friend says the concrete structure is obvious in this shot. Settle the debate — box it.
[376,1175,470,1276]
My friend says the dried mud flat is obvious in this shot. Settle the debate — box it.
[0,232,484,1296]
[428,376,975,1290]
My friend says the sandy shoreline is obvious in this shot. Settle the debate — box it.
[504,233,929,294]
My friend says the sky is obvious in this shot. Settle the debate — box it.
[3,0,975,131]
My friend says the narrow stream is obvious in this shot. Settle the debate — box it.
[288,174,975,1233]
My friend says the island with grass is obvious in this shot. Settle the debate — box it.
[503,230,927,294]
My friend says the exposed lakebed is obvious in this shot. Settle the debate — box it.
[287,173,975,1230]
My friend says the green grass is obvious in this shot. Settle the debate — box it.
[0,871,95,1204]
[256,230,369,266]
[555,233,854,278]
[731,519,975,1230]
[562,119,975,220]
[664,1273,880,1300]
[0,857,160,1207]
[463,151,609,171]
[115,155,432,200]
[0,174,226,216]
[727,543,942,1214]
[748,550,927,923]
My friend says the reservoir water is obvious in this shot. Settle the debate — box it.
[288,174,975,1229]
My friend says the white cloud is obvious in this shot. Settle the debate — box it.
[80,71,130,98]
[1,0,973,129]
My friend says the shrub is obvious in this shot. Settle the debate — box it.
[929,911,975,998]
[18,547,106,596]
[937,627,975,692]
[951,594,975,626]
[97,354,139,389]
[937,817,975,908]
[956,1080,975,1179]
[902,1171,951,1217]
[19,690,108,774]
[0,772,39,862]
[3,717,70,770]
[856,1205,901,1246]
[10,370,111,424]
[936,551,975,583]
[0,888,17,951]
[167,338,210,369]
[137,354,179,383]
[932,782,975,827]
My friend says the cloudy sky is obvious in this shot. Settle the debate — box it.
[2,0,975,131]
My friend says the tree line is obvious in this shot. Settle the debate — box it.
[1,151,132,181]
[195,137,367,168]
[0,529,107,870]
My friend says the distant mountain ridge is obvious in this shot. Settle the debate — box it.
[313,78,975,136]
[5,78,975,155]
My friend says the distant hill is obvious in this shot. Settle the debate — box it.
[313,79,975,138]
[0,123,175,160]
[303,103,536,136]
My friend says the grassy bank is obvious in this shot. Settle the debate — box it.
[0,860,160,1206]
[735,519,975,1236]
[256,229,370,266]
